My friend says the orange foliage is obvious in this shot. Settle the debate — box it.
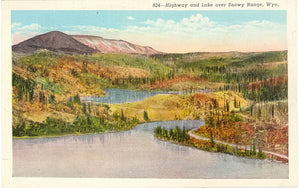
[151,76,205,89]
[196,119,288,155]
[189,137,212,148]
[266,126,288,146]
[55,57,150,81]
[196,123,250,145]
[248,75,288,90]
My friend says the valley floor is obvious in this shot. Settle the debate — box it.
[12,51,289,163]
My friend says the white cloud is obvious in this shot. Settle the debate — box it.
[127,16,134,20]
[12,22,22,29]
[59,16,287,52]
[12,23,45,34]
[124,14,286,52]
[64,25,123,39]
[136,14,285,36]
[142,14,216,34]
[20,23,43,31]
[12,23,51,44]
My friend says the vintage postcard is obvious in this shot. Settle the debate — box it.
[1,0,298,187]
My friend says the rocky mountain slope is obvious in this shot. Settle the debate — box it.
[12,31,97,54]
[72,35,161,55]
[12,31,162,55]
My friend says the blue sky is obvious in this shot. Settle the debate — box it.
[12,10,287,52]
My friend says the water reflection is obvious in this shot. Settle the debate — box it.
[154,138,189,153]
[13,120,288,178]
[134,120,203,132]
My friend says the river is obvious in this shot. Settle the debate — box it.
[13,120,288,178]
[13,88,288,178]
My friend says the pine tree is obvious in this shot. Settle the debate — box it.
[210,130,214,146]
[271,104,275,118]
[48,94,55,104]
[143,110,149,121]
[257,148,266,159]
[88,103,91,114]
[226,101,230,112]
[82,103,87,114]
[121,109,125,121]
[73,94,81,104]
[251,144,256,156]
[258,106,262,118]
[234,96,237,108]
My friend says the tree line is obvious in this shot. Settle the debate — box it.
[154,126,189,143]
[13,115,140,137]
[12,72,36,101]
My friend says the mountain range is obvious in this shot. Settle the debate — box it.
[12,31,161,55]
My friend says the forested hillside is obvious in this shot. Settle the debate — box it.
[12,50,288,157]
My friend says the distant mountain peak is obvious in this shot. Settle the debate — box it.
[45,30,65,35]
[12,31,97,54]
[12,31,162,55]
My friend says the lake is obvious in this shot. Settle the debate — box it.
[13,120,288,178]
[80,88,209,104]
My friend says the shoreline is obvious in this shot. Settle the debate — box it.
[188,128,289,164]
[13,126,138,139]
[13,119,202,139]
[155,135,288,164]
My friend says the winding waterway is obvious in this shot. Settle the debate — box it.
[13,89,288,178]
[13,120,288,178]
